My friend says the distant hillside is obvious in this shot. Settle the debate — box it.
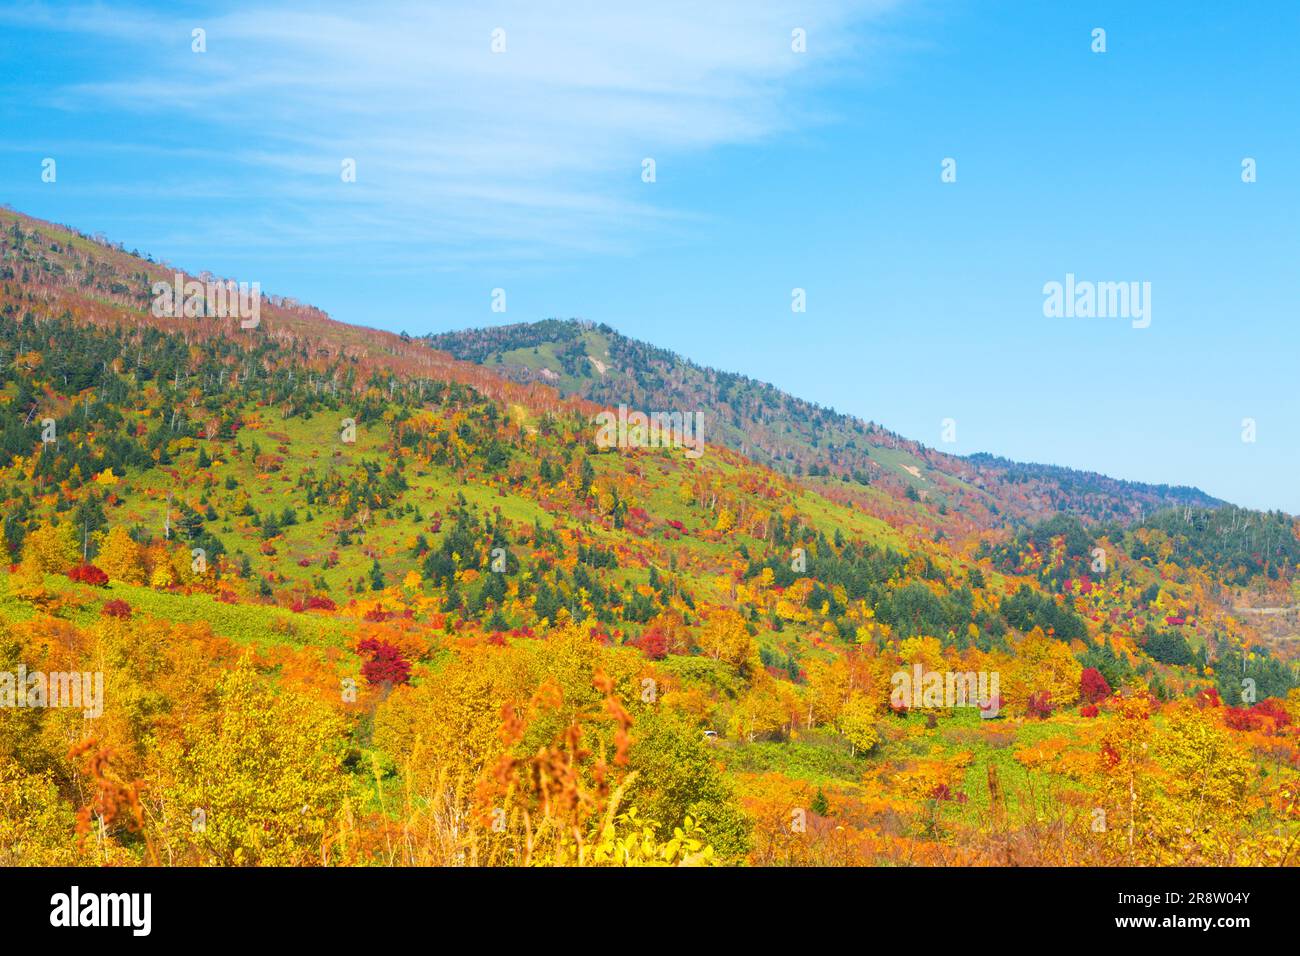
[426,319,1224,527]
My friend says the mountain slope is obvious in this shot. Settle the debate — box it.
[427,319,1224,528]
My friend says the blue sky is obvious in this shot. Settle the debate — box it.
[2,0,1297,511]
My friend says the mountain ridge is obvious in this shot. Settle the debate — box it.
[426,318,1226,525]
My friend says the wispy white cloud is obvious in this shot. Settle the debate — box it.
[6,0,902,263]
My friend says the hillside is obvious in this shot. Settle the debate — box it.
[1,205,1298,869]
[427,320,1224,528]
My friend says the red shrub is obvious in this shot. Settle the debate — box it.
[1080,667,1111,704]
[1227,698,1294,734]
[1081,704,1099,718]
[293,595,338,613]
[1195,687,1221,709]
[356,637,411,686]
[68,564,109,587]
[928,784,965,803]
[1224,707,1261,732]
[638,627,668,660]
[1254,697,1292,728]
[101,599,132,619]
[1027,690,1054,719]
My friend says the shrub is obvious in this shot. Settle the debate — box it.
[638,627,668,660]
[1195,687,1221,708]
[1026,690,1054,719]
[1226,698,1292,734]
[68,564,109,587]
[101,599,132,619]
[356,638,411,686]
[1254,697,1292,729]
[1080,667,1111,704]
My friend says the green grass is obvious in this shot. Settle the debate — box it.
[0,571,353,650]
[720,733,866,785]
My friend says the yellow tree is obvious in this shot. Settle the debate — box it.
[0,759,84,865]
[149,563,175,590]
[838,693,879,756]
[1006,627,1082,714]
[156,657,348,866]
[372,643,524,795]
[1097,698,1256,865]
[806,651,890,728]
[1146,703,1255,862]
[20,521,78,576]
[697,609,755,670]
[806,657,851,727]
[96,527,145,584]
[728,677,790,743]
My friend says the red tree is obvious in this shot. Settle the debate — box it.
[1080,667,1111,704]
[638,627,668,660]
[357,637,411,686]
